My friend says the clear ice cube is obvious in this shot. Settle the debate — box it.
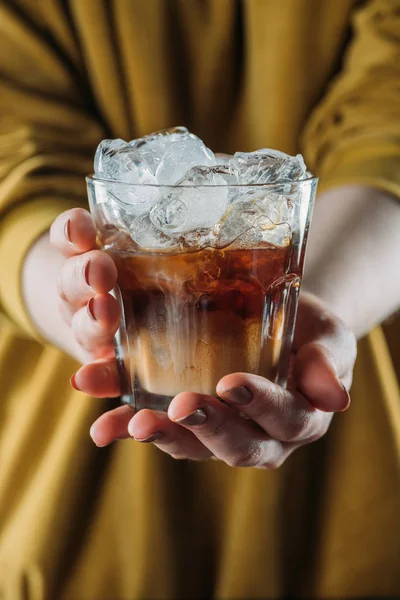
[150,166,231,235]
[130,127,215,184]
[93,131,308,249]
[231,149,307,184]
[95,138,155,183]
[126,214,178,250]
[178,164,239,186]
[217,189,293,248]
[94,139,159,216]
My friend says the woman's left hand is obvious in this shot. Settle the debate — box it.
[81,292,356,468]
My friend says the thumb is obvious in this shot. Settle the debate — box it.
[292,342,350,412]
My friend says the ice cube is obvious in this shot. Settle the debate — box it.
[130,127,215,184]
[150,166,231,235]
[180,164,239,186]
[124,214,177,250]
[95,138,155,183]
[130,126,189,151]
[217,189,293,248]
[94,139,159,216]
[237,219,292,248]
[232,149,307,184]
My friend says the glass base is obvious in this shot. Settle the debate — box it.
[120,379,174,412]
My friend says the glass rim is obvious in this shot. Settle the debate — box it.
[86,173,318,189]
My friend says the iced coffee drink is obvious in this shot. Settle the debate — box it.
[87,127,317,410]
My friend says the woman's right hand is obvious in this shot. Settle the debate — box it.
[50,208,122,398]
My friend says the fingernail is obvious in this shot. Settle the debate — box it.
[87,297,96,321]
[219,386,253,405]
[134,432,162,443]
[90,424,107,447]
[84,259,92,288]
[340,384,351,411]
[64,219,73,244]
[70,373,81,391]
[175,409,207,426]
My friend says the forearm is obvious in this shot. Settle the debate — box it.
[303,185,400,339]
[22,232,85,362]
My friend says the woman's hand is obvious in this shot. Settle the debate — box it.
[51,208,356,469]
[49,208,121,371]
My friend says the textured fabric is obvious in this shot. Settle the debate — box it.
[0,1,399,598]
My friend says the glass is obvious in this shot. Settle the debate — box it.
[87,176,317,411]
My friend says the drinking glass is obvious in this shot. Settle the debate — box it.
[87,176,317,411]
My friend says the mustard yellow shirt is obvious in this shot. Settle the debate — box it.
[0,1,399,598]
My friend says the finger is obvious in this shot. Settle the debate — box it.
[127,410,212,460]
[168,393,285,468]
[217,373,332,443]
[50,208,97,257]
[58,249,117,308]
[90,405,135,446]
[294,292,357,380]
[59,297,75,326]
[71,294,120,356]
[71,359,120,398]
[292,343,351,412]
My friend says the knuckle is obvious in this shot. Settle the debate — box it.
[261,446,288,470]
[285,409,312,441]
[226,443,264,468]
[247,385,277,419]
[306,415,331,443]
[270,385,288,413]
[200,418,229,440]
[259,440,289,470]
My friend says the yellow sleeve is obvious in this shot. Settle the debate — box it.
[0,3,104,338]
[302,0,400,198]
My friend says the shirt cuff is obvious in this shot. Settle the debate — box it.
[0,197,84,340]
